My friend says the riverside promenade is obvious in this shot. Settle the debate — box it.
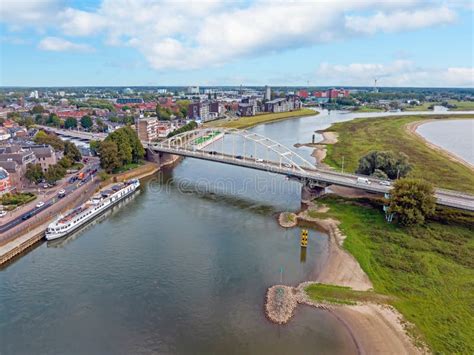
[0,179,99,266]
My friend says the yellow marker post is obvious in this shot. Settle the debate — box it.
[300,229,308,248]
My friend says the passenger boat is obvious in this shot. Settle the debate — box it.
[45,179,140,240]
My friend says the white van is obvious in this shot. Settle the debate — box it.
[357,177,371,185]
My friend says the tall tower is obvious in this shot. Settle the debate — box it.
[264,85,271,101]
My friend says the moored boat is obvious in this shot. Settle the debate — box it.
[45,179,140,240]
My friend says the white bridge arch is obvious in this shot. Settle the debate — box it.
[150,128,315,172]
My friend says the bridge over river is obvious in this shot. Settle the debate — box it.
[149,128,474,212]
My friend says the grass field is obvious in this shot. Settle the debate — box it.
[352,106,384,112]
[305,283,387,305]
[323,114,474,193]
[206,108,317,129]
[447,100,474,111]
[403,102,438,111]
[319,196,474,354]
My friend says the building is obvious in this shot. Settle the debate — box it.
[0,167,11,195]
[296,90,309,99]
[209,101,224,118]
[264,85,271,101]
[136,118,159,142]
[0,127,11,141]
[264,95,301,113]
[188,101,210,121]
[187,86,200,95]
[0,145,36,189]
[238,103,255,116]
[27,145,58,172]
[116,98,143,105]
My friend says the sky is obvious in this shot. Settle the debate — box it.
[0,0,473,87]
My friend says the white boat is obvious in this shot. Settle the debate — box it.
[45,179,140,240]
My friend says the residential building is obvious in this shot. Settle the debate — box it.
[27,145,58,172]
[188,101,210,121]
[187,86,200,95]
[264,95,301,113]
[136,118,159,142]
[0,167,11,195]
[238,103,255,116]
[116,98,143,104]
[296,90,309,99]
[0,145,36,189]
[0,127,11,141]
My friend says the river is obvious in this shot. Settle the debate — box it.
[1,109,472,354]
[416,119,474,165]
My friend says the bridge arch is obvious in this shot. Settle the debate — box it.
[151,128,316,172]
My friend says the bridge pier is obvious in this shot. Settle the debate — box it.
[146,148,180,168]
[301,181,327,202]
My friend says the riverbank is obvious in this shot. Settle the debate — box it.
[206,108,317,129]
[317,114,474,193]
[268,200,425,354]
[303,196,474,353]
[406,119,474,171]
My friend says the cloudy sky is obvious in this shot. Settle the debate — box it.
[0,0,473,87]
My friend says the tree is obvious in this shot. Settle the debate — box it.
[89,140,100,155]
[46,113,61,127]
[80,115,93,130]
[31,105,44,114]
[25,163,44,183]
[33,131,65,151]
[98,140,121,173]
[388,178,436,225]
[64,117,78,129]
[44,164,66,184]
[58,156,73,169]
[63,141,82,162]
[356,150,411,180]
[156,103,172,120]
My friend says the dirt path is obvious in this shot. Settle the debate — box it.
[406,119,474,172]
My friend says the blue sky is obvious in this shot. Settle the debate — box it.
[0,0,473,87]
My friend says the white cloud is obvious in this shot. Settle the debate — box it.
[0,0,62,28]
[316,61,474,87]
[0,0,469,75]
[345,6,456,34]
[38,37,93,52]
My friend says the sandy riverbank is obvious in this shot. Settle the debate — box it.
[295,131,338,165]
[406,120,474,172]
[268,204,425,354]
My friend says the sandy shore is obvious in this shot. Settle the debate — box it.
[295,131,339,166]
[406,119,474,172]
[268,205,425,354]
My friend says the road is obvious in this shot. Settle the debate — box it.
[152,146,474,211]
[0,160,100,235]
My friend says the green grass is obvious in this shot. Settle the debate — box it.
[114,161,144,173]
[305,283,388,305]
[323,114,474,192]
[207,108,317,129]
[1,192,36,207]
[404,102,439,111]
[447,100,474,111]
[353,106,385,112]
[318,195,474,354]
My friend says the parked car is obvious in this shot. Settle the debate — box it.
[379,180,391,186]
[36,201,45,208]
[0,210,7,218]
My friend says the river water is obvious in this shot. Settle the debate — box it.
[416,119,474,165]
[1,109,472,354]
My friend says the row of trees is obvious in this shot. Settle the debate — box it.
[356,150,411,180]
[25,141,82,184]
[167,120,198,138]
[97,127,145,173]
